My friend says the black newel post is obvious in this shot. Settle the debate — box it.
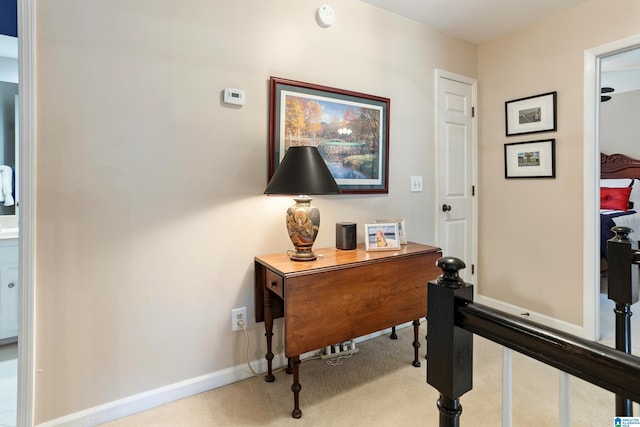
[606,226,639,417]
[427,257,474,427]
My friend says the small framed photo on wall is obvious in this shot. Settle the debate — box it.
[504,139,556,179]
[505,91,557,136]
[364,223,401,251]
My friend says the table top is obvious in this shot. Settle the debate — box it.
[255,242,441,277]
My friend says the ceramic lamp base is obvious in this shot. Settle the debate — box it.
[286,196,320,261]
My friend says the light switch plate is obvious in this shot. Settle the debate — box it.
[411,176,423,192]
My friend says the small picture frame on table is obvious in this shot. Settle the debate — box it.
[364,223,401,251]
[374,218,407,244]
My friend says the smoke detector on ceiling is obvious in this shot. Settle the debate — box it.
[316,5,335,28]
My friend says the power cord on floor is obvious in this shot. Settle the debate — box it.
[325,352,354,366]
[238,320,321,378]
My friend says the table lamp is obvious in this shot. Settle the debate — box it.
[264,146,341,261]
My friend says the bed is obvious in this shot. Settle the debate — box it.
[600,153,640,271]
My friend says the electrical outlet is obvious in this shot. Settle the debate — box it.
[231,307,247,332]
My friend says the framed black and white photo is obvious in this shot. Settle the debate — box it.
[364,223,401,251]
[505,91,557,136]
[504,139,556,179]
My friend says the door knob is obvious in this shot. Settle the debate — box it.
[442,204,452,212]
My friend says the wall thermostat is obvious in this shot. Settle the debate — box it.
[223,88,246,106]
[316,5,335,27]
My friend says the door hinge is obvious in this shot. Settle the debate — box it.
[471,264,475,274]
[471,106,475,118]
[472,185,475,196]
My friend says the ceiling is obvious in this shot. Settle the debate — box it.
[601,49,640,94]
[359,0,640,95]
[359,0,590,44]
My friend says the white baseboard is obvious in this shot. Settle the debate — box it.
[474,294,585,338]
[35,325,415,427]
[36,353,288,427]
[36,310,580,427]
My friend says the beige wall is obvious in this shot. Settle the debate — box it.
[34,0,477,422]
[477,0,640,325]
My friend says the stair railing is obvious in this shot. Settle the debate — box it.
[607,225,640,415]
[426,256,640,426]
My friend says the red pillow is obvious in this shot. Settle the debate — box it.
[601,187,632,211]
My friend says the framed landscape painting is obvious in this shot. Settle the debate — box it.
[269,77,390,194]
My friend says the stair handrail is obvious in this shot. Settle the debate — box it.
[426,256,640,426]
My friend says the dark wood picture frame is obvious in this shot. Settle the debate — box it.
[505,91,557,136]
[504,139,556,179]
[268,77,390,194]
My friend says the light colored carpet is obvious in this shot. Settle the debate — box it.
[102,321,630,427]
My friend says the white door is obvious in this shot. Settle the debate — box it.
[0,265,19,339]
[435,70,477,282]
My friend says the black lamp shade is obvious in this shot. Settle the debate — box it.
[264,146,341,195]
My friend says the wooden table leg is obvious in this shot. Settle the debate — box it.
[425,314,429,361]
[263,287,275,382]
[412,319,421,367]
[291,356,302,418]
[390,326,398,339]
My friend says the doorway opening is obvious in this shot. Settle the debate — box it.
[0,18,19,427]
[584,34,640,342]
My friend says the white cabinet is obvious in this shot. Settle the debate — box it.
[0,238,18,340]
